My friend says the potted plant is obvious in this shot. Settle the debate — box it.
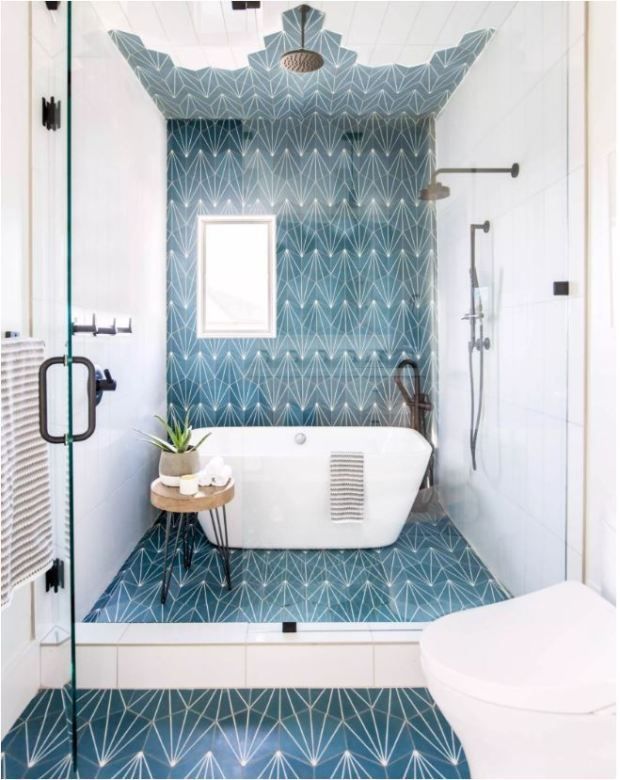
[138,411,210,486]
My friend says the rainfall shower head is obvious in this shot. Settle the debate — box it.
[419,181,451,201]
[419,164,520,201]
[281,5,324,73]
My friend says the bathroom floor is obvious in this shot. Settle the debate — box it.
[1,687,469,779]
[85,512,507,623]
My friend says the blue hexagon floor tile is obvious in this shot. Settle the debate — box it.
[84,515,507,624]
[1,687,470,779]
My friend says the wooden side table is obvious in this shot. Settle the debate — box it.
[150,478,235,603]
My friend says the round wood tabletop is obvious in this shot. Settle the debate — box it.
[150,478,234,513]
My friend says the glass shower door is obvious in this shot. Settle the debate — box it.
[31,0,79,773]
[1,1,77,777]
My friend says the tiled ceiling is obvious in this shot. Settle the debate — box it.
[109,3,493,120]
[92,1,515,70]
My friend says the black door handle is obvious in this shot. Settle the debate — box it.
[39,355,97,444]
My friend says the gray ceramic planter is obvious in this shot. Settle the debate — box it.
[159,450,201,486]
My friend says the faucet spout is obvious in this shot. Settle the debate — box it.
[394,359,432,435]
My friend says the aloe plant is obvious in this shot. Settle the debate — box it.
[137,411,210,453]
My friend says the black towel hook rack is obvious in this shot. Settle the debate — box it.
[71,314,132,336]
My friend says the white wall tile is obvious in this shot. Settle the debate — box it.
[568,37,586,173]
[119,622,248,645]
[436,2,579,597]
[71,3,167,619]
[584,1,616,605]
[373,642,426,687]
[1,640,40,740]
[76,646,118,688]
[118,645,247,688]
[1,0,31,334]
[566,421,585,554]
[246,644,374,688]
[568,1,585,47]
[40,641,71,689]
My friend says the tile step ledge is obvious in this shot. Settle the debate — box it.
[40,623,428,689]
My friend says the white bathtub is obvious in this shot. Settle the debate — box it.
[192,426,431,549]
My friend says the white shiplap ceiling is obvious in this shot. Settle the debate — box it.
[92,1,515,70]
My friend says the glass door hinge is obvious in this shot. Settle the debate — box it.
[45,559,65,593]
[42,97,61,131]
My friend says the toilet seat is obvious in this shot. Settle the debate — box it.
[421,581,616,714]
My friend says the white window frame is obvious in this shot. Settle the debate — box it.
[196,214,277,339]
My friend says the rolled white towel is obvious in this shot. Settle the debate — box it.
[211,464,232,486]
[198,457,232,487]
[207,456,225,471]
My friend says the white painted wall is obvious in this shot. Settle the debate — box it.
[1,1,40,738]
[584,1,616,604]
[70,2,167,618]
[1,0,30,335]
[435,2,582,596]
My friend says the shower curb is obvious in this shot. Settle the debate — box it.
[41,623,427,690]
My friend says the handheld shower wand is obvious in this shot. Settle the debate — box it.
[463,221,491,470]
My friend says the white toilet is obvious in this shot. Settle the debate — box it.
[420,581,616,779]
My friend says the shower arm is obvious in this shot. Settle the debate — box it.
[430,164,519,186]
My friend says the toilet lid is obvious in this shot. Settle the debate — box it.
[421,581,616,714]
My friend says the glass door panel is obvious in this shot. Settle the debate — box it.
[2,1,76,777]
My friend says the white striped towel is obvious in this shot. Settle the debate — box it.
[329,451,365,524]
[1,338,54,608]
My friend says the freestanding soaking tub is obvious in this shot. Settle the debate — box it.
[192,426,432,549]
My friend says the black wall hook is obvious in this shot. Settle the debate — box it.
[72,313,97,335]
[96,318,118,335]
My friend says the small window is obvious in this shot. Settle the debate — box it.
[196,215,276,338]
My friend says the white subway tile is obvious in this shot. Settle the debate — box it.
[246,644,374,688]
[76,646,118,688]
[373,642,426,687]
[566,421,585,554]
[118,645,246,689]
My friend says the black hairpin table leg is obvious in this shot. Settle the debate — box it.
[210,505,232,590]
[151,478,235,599]
[161,512,184,604]
[183,513,195,570]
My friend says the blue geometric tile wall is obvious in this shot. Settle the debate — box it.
[167,115,438,428]
[109,5,493,121]
[107,5,495,429]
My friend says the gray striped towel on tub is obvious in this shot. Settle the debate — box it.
[329,451,365,523]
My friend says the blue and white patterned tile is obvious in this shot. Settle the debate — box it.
[109,6,492,122]
[165,114,439,431]
[84,516,507,624]
[2,687,470,779]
